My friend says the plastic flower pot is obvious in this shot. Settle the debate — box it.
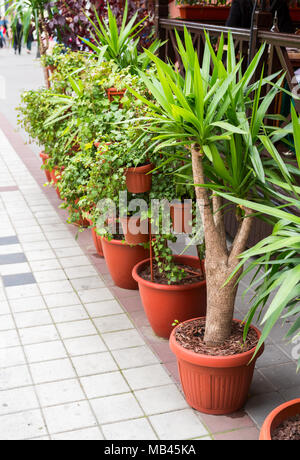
[87,218,104,258]
[102,237,149,290]
[169,318,264,415]
[259,399,300,440]
[107,87,126,107]
[178,5,230,21]
[132,255,207,339]
[50,166,64,200]
[125,163,154,194]
[120,216,150,245]
[170,202,193,234]
[39,152,51,182]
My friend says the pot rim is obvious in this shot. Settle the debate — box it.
[125,162,154,174]
[102,236,146,248]
[169,317,264,368]
[132,255,206,291]
[259,398,300,440]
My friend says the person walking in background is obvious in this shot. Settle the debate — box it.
[13,19,23,55]
[26,23,34,54]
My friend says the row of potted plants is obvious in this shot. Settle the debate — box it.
[18,2,300,440]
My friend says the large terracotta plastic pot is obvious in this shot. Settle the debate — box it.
[259,399,300,440]
[39,152,51,182]
[91,228,104,257]
[102,237,149,290]
[170,202,193,234]
[132,255,206,339]
[125,163,154,194]
[120,216,150,245]
[169,318,264,415]
[50,167,64,200]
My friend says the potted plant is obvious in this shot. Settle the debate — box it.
[128,29,287,414]
[177,0,231,22]
[226,106,300,435]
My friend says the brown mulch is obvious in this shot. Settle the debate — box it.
[272,415,300,440]
[175,318,259,356]
[139,262,204,286]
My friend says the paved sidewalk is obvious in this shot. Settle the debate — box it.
[0,127,213,440]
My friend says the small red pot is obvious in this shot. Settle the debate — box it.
[125,163,154,194]
[259,399,300,440]
[107,88,126,107]
[169,318,264,415]
[39,152,51,182]
[170,202,193,234]
[120,216,150,245]
[102,237,150,290]
[132,255,206,338]
[50,167,64,200]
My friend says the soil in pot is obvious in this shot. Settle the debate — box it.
[132,255,207,338]
[272,414,300,440]
[140,261,203,286]
[125,163,154,194]
[102,237,149,290]
[170,318,263,415]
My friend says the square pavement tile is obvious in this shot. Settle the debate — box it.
[24,341,67,363]
[112,346,160,370]
[102,329,145,351]
[245,392,285,427]
[0,386,39,416]
[123,364,173,391]
[14,310,52,328]
[33,269,67,283]
[71,352,118,377]
[0,365,32,390]
[9,296,46,313]
[135,384,188,415]
[259,363,299,390]
[30,358,76,384]
[213,427,260,441]
[84,300,123,318]
[0,346,26,368]
[77,288,114,304]
[0,253,27,265]
[29,259,61,272]
[80,371,130,399]
[102,418,157,441]
[5,284,40,300]
[19,325,59,346]
[71,276,106,291]
[64,335,107,357]
[2,273,36,288]
[0,300,10,315]
[43,401,97,434]
[44,292,81,309]
[199,411,256,434]
[0,330,20,348]
[0,409,47,440]
[0,236,19,246]
[0,314,15,331]
[94,314,134,334]
[50,305,88,323]
[56,320,98,340]
[36,379,85,407]
[64,266,98,280]
[38,280,74,296]
[149,409,208,440]
[91,393,144,424]
[0,262,31,276]
[51,427,104,441]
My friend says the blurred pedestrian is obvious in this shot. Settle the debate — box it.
[26,23,34,54]
[13,19,23,55]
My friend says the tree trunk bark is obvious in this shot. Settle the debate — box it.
[191,144,254,347]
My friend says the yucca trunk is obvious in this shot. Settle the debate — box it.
[191,145,253,347]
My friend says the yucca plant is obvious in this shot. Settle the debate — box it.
[80,0,161,72]
[128,28,287,347]
[225,104,300,368]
